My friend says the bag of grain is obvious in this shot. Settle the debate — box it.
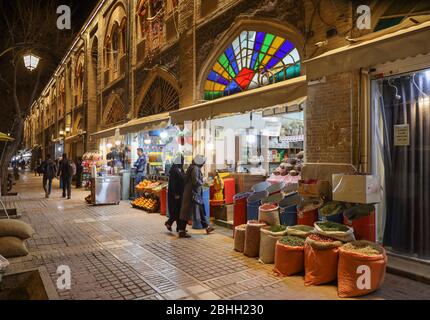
[274,236,305,276]
[286,225,314,238]
[314,221,355,242]
[338,241,387,298]
[234,224,247,253]
[304,234,343,286]
[259,225,287,264]
[244,221,266,258]
[258,203,280,226]
[0,236,29,258]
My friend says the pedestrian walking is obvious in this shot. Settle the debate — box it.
[75,157,83,188]
[57,153,74,199]
[165,155,185,233]
[41,154,57,198]
[177,155,214,238]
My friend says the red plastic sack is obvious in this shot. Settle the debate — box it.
[337,241,387,297]
[274,241,304,276]
[304,234,343,286]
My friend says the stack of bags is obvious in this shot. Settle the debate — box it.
[0,220,35,258]
[272,221,387,298]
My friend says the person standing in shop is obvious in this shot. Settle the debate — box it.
[57,153,73,199]
[75,157,83,188]
[134,148,147,185]
[41,154,57,198]
[165,155,185,233]
[177,155,214,238]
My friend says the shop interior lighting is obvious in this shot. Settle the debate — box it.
[265,116,279,123]
[206,142,215,151]
[106,143,113,149]
[59,130,65,136]
[160,131,168,139]
[144,138,152,145]
[65,127,71,133]
[115,140,121,146]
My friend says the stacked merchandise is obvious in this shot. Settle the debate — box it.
[267,151,304,189]
[131,194,159,213]
[0,220,35,258]
[82,151,102,189]
[133,179,168,213]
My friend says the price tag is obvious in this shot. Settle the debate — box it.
[394,124,410,146]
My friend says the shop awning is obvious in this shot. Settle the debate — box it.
[170,75,307,124]
[65,132,87,142]
[304,18,430,80]
[89,125,122,141]
[119,112,170,135]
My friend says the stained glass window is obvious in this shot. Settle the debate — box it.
[204,31,301,101]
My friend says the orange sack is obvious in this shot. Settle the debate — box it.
[274,241,304,276]
[304,234,343,286]
[338,241,387,298]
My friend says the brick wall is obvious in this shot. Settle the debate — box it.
[305,71,359,164]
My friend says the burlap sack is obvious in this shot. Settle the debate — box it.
[258,227,287,264]
[244,222,266,258]
[0,236,29,258]
[234,224,247,253]
[0,220,35,240]
[286,225,314,238]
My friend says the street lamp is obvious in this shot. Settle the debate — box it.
[23,52,40,71]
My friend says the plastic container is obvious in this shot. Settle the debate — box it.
[193,188,211,229]
[266,182,285,195]
[159,187,167,216]
[297,208,318,227]
[318,208,343,223]
[233,192,252,230]
[223,178,236,205]
[280,205,298,226]
[247,190,269,221]
[251,181,271,193]
[344,211,376,242]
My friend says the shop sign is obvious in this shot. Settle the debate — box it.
[262,122,282,136]
[394,124,410,146]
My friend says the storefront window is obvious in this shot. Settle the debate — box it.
[372,68,430,259]
[204,31,301,100]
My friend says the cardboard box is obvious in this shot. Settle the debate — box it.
[298,180,331,198]
[332,174,381,204]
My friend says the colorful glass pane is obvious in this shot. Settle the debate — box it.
[204,31,301,100]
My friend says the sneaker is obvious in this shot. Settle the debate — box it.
[178,231,191,238]
[165,221,172,232]
[206,226,215,235]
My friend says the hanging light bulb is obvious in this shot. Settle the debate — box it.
[106,143,113,149]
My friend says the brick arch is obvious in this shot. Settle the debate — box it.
[102,93,126,126]
[197,18,305,101]
[135,67,179,118]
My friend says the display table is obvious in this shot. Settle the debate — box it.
[230,173,266,193]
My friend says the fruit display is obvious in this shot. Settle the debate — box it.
[135,180,162,193]
[131,195,159,213]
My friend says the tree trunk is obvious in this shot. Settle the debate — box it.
[0,117,23,195]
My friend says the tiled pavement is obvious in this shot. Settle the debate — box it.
[2,173,430,300]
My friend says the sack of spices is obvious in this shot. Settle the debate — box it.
[274,236,305,276]
[259,225,287,264]
[234,224,247,253]
[244,221,266,258]
[338,241,387,298]
[258,203,280,226]
[286,225,314,238]
[314,221,355,242]
[304,234,343,286]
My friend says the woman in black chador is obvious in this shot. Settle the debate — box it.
[165,155,185,232]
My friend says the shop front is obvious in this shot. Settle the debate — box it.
[304,19,430,260]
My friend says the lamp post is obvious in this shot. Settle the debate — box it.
[22,52,41,71]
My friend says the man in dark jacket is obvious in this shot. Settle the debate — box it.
[41,154,57,198]
[57,153,73,199]
[165,155,185,233]
[75,157,83,188]
[177,155,214,238]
